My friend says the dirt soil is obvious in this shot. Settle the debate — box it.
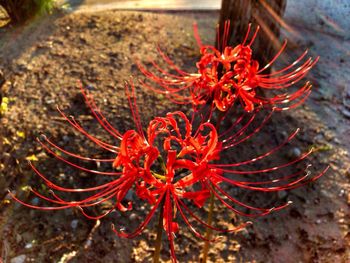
[0,9,349,263]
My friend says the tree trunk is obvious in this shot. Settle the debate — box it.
[217,0,286,67]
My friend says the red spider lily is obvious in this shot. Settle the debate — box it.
[111,106,328,263]
[138,21,319,112]
[10,82,328,263]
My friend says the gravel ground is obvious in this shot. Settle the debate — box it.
[0,9,349,263]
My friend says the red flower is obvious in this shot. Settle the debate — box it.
[111,110,251,262]
[138,21,318,112]
[10,82,328,263]
[10,83,148,218]
[111,106,328,263]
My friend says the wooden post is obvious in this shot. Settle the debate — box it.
[217,0,286,66]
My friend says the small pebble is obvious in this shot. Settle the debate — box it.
[278,190,288,199]
[334,138,341,144]
[25,243,33,249]
[16,234,22,243]
[125,190,133,201]
[70,219,79,230]
[44,97,55,104]
[10,255,26,263]
[85,239,92,248]
[281,131,289,140]
[341,107,350,118]
[287,147,302,159]
[314,134,324,144]
[87,84,95,90]
[31,198,39,206]
[129,213,137,221]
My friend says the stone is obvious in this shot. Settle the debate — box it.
[278,190,288,199]
[70,219,79,230]
[31,198,39,206]
[287,147,302,159]
[10,255,26,263]
[341,107,350,119]
[129,213,137,221]
[125,189,133,201]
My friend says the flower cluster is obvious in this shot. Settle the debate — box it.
[138,21,318,112]
[11,81,327,262]
[11,21,327,263]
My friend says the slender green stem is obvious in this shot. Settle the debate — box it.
[153,198,165,263]
[202,111,225,262]
[157,156,167,174]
